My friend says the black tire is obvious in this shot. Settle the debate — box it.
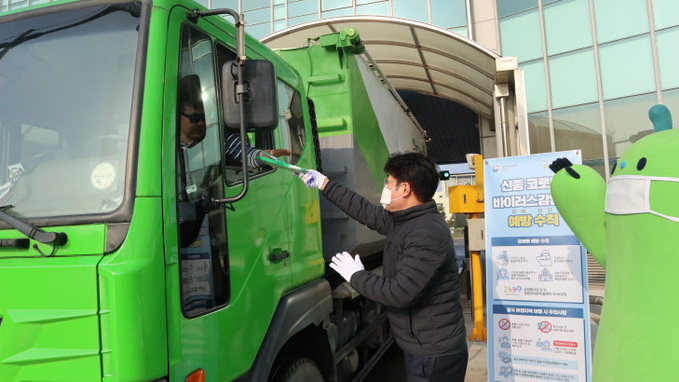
[270,357,324,382]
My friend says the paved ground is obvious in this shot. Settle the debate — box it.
[463,302,488,382]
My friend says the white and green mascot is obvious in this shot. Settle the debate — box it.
[549,105,675,381]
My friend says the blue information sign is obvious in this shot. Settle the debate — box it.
[484,151,591,382]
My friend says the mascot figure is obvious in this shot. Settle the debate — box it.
[549,105,676,381]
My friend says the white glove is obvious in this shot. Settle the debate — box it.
[297,169,327,190]
[329,251,364,282]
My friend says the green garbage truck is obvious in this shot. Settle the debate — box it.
[0,0,427,381]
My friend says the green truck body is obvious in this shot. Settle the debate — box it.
[0,0,425,380]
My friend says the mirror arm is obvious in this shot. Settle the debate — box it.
[188,8,251,204]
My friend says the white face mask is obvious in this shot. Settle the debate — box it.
[605,175,679,223]
[380,183,403,208]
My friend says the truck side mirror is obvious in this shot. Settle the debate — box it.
[222,59,277,130]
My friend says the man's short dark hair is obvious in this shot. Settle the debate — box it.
[384,152,440,202]
[178,74,203,111]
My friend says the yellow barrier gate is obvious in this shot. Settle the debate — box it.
[449,154,487,342]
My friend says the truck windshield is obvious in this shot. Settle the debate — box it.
[0,2,141,220]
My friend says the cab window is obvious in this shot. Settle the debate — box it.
[176,25,230,317]
[276,81,306,165]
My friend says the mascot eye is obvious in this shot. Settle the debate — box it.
[611,162,617,174]
[637,157,647,171]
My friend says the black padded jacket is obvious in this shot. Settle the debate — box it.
[323,180,467,356]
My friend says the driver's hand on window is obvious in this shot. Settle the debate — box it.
[264,148,292,158]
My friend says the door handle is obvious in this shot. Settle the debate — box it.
[268,250,290,261]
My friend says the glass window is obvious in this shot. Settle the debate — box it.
[593,0,649,44]
[177,31,221,196]
[656,27,679,90]
[553,103,605,160]
[521,60,548,113]
[431,0,467,29]
[244,7,271,25]
[322,0,351,11]
[448,26,469,38]
[496,0,538,18]
[661,89,679,130]
[603,93,658,157]
[322,7,353,18]
[274,20,286,31]
[212,0,238,10]
[274,5,285,20]
[9,0,27,10]
[528,111,551,154]
[653,0,679,30]
[243,0,269,11]
[245,22,272,39]
[289,0,318,17]
[289,13,318,27]
[0,2,139,219]
[583,157,609,180]
[392,0,429,23]
[274,0,285,5]
[177,27,230,317]
[193,0,208,8]
[448,26,468,38]
[276,82,306,164]
[599,35,655,100]
[549,49,598,108]
[544,0,593,55]
[499,9,543,62]
[356,1,390,16]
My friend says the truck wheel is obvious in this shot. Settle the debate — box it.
[270,357,324,382]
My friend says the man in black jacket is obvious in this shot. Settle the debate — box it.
[297,152,468,382]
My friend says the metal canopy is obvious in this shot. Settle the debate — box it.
[261,16,501,119]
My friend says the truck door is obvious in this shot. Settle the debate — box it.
[162,8,292,381]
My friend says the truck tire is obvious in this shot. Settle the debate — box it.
[270,357,324,382]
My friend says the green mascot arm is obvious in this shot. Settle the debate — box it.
[550,159,608,268]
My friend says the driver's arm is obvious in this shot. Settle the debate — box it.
[224,134,290,168]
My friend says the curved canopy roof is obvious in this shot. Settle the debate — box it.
[261,15,501,119]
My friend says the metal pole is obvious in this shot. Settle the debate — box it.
[469,230,487,342]
[469,154,486,342]
[588,0,611,179]
[538,0,555,152]
[647,0,662,104]
[499,96,508,156]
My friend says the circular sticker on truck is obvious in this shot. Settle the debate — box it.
[91,162,116,190]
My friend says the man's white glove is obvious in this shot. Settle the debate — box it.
[329,251,364,282]
[297,169,327,190]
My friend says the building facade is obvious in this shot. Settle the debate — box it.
[498,0,679,177]
[247,0,673,180]
[3,0,676,175]
[106,0,673,179]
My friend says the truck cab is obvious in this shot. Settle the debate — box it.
[0,0,406,380]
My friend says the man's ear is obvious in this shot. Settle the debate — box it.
[402,182,413,197]
[402,182,425,203]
